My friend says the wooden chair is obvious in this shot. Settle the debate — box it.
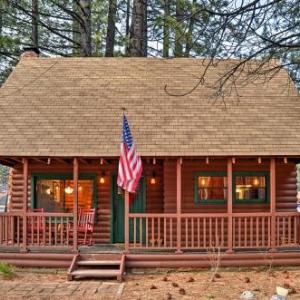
[77,208,95,245]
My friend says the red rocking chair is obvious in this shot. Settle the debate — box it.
[77,208,95,245]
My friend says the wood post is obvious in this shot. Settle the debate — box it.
[176,157,182,253]
[22,158,28,252]
[270,158,276,251]
[73,158,78,252]
[226,158,233,253]
[125,191,130,252]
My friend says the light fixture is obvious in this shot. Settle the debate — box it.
[46,187,51,195]
[150,171,156,185]
[200,178,206,186]
[78,186,83,192]
[65,186,73,194]
[100,171,106,184]
[253,178,259,186]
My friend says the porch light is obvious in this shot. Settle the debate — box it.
[253,178,259,186]
[65,186,73,194]
[150,172,156,185]
[100,172,106,184]
[200,178,206,187]
[46,187,51,195]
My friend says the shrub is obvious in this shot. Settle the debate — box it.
[0,262,15,279]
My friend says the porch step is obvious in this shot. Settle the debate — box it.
[77,260,121,266]
[70,269,120,278]
[67,253,125,282]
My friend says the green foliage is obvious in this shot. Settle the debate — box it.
[0,262,15,279]
[0,165,8,187]
[0,0,299,88]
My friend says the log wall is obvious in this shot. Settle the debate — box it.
[7,158,297,245]
[163,159,297,213]
[8,160,164,244]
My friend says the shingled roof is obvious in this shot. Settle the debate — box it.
[0,56,300,157]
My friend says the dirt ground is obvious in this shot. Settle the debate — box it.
[121,267,300,299]
[1,267,300,299]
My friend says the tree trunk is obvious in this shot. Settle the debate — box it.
[185,0,195,57]
[163,0,170,58]
[129,0,147,57]
[72,1,81,55]
[78,0,92,56]
[0,1,3,37]
[105,0,117,57]
[142,0,147,56]
[32,0,39,49]
[125,0,130,55]
[174,0,184,57]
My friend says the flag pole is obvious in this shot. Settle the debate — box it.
[124,190,130,252]
[121,107,129,252]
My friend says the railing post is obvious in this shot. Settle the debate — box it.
[226,158,233,253]
[176,157,182,253]
[22,158,28,252]
[270,158,276,251]
[73,158,78,252]
[124,191,130,251]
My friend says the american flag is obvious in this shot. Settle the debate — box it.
[117,115,143,194]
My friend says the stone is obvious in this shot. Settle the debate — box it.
[270,295,286,300]
[240,290,255,300]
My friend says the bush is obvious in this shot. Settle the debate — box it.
[0,262,15,279]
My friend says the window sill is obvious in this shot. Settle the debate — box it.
[195,199,227,205]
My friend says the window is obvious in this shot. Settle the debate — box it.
[194,172,227,204]
[33,174,96,213]
[233,172,269,204]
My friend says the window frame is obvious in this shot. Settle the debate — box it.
[194,171,227,205]
[233,171,269,204]
[31,172,98,212]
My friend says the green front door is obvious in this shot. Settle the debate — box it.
[112,176,145,243]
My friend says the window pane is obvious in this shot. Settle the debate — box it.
[36,180,65,212]
[235,176,266,201]
[36,179,93,212]
[197,176,227,201]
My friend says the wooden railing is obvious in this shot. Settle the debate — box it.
[181,214,228,249]
[1,211,300,252]
[276,212,300,247]
[0,213,22,247]
[129,212,300,252]
[128,213,177,249]
[0,212,74,249]
[233,213,272,248]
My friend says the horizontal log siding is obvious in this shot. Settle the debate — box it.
[276,163,297,211]
[9,161,164,244]
[146,164,164,213]
[163,159,297,214]
[9,163,116,244]
[163,159,297,249]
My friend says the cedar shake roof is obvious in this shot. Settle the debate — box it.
[0,57,300,157]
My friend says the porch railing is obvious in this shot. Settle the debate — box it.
[129,212,300,252]
[0,212,74,250]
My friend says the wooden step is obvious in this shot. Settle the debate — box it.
[67,253,126,281]
[77,260,121,266]
[71,269,120,278]
[80,253,122,260]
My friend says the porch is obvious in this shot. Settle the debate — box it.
[0,156,299,259]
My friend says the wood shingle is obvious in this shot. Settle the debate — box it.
[0,57,299,157]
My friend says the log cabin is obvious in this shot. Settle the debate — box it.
[0,49,300,279]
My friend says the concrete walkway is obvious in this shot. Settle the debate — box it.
[0,281,124,299]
